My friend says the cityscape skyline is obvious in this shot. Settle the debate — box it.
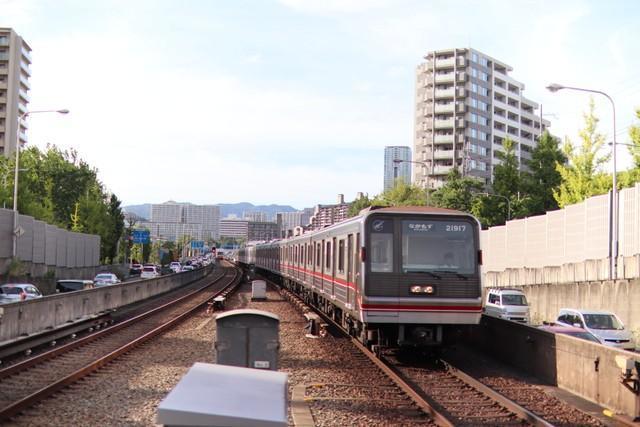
[2,1,639,208]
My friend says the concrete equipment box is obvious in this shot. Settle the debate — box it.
[156,362,288,427]
[215,309,279,370]
[251,280,267,300]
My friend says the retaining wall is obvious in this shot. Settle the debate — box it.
[462,316,640,419]
[0,265,213,344]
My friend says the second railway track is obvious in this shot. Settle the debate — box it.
[0,264,241,423]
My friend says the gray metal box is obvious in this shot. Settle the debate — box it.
[215,309,279,371]
[156,362,288,427]
[251,280,267,300]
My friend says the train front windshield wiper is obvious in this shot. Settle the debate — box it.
[431,270,469,280]
[405,270,441,279]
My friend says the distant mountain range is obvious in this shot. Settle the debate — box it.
[122,203,298,221]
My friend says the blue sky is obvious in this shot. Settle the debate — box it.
[2,0,640,209]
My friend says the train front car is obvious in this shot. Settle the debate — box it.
[360,207,482,348]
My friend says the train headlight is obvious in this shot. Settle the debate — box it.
[410,285,435,294]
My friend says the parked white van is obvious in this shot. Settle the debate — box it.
[483,288,530,323]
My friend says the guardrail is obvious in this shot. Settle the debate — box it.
[0,265,213,344]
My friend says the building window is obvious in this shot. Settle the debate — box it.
[471,52,478,63]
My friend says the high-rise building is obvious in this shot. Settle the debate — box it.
[309,194,351,230]
[247,221,278,241]
[383,146,412,191]
[276,211,304,238]
[220,219,249,240]
[0,28,31,157]
[149,201,220,241]
[414,48,550,188]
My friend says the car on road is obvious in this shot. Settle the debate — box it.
[56,279,95,293]
[483,288,530,323]
[129,264,143,275]
[181,265,195,271]
[169,262,182,273]
[538,324,601,344]
[93,273,121,287]
[141,266,161,279]
[0,284,43,303]
[556,308,635,351]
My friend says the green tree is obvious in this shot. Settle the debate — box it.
[630,108,640,170]
[522,130,567,214]
[430,168,484,212]
[553,99,611,208]
[348,193,372,217]
[373,181,427,207]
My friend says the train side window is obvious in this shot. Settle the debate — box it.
[316,243,321,267]
[325,241,331,269]
[338,239,345,273]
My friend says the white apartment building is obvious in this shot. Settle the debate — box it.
[276,211,304,238]
[220,219,249,239]
[244,211,268,222]
[0,28,31,156]
[414,47,550,188]
[383,146,412,191]
[149,201,220,241]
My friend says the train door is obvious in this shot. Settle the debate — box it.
[346,234,354,309]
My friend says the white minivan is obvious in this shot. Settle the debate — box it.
[483,288,530,323]
[556,308,635,351]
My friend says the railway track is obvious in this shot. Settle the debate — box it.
[276,283,555,426]
[0,265,241,423]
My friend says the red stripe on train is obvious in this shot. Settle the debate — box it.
[361,304,482,311]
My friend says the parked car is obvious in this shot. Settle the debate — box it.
[556,308,635,351]
[0,284,43,303]
[538,324,601,344]
[129,264,143,275]
[182,265,195,271]
[56,279,95,293]
[483,288,530,323]
[93,273,121,286]
[140,266,161,279]
[169,262,182,273]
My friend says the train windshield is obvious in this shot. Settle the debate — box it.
[401,219,476,274]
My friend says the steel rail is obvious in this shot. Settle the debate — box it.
[441,360,554,427]
[275,284,454,427]
[0,266,214,363]
[0,268,226,380]
[0,266,241,422]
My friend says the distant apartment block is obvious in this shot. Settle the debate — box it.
[220,218,249,240]
[244,211,268,222]
[309,194,351,230]
[247,221,278,241]
[149,201,220,241]
[383,146,412,191]
[276,211,305,238]
[414,47,550,188]
[0,28,31,157]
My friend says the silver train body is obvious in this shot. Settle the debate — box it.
[237,206,482,347]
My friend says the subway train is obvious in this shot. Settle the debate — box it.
[237,206,483,349]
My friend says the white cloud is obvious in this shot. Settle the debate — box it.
[278,0,393,15]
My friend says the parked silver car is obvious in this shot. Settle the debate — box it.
[0,284,43,303]
[556,308,635,351]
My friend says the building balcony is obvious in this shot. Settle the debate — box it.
[19,88,30,102]
[456,87,466,97]
[0,125,5,132]
[19,74,30,89]
[434,88,455,99]
[434,134,454,143]
[0,66,7,75]
[434,103,454,114]
[0,96,7,104]
[433,165,454,175]
[436,57,455,68]
[434,118,454,129]
[0,81,6,90]
[457,56,466,67]
[433,150,454,160]
[0,37,8,47]
[0,52,9,61]
[435,73,454,83]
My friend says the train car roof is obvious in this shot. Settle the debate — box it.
[362,205,469,215]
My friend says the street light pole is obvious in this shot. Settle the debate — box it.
[12,109,69,258]
[394,159,432,204]
[546,83,618,279]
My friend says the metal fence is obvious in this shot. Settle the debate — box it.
[0,208,100,272]
[482,183,640,285]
